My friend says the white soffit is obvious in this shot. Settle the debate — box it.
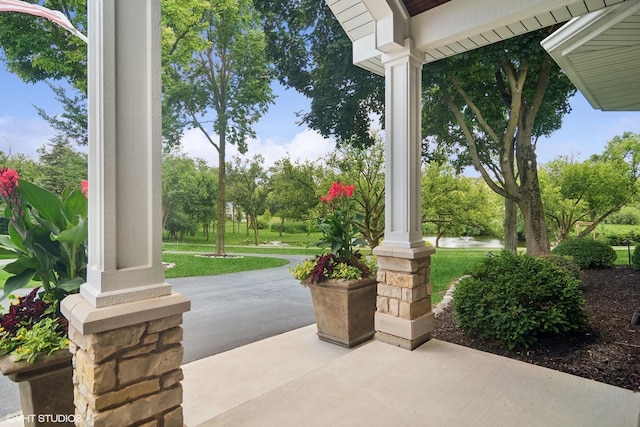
[542,0,640,111]
[326,0,628,75]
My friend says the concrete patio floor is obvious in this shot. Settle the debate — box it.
[183,325,640,427]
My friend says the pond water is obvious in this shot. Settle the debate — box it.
[422,236,504,249]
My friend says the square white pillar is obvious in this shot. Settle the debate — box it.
[380,39,425,249]
[82,0,170,307]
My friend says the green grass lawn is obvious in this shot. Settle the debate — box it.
[597,223,640,237]
[162,242,327,257]
[164,221,324,248]
[162,253,289,279]
[430,249,487,303]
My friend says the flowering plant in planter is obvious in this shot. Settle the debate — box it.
[0,167,87,362]
[290,182,374,283]
[0,168,88,302]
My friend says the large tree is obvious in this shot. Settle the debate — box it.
[36,137,87,194]
[422,162,496,248]
[422,28,576,255]
[326,136,386,248]
[163,0,274,255]
[254,0,383,148]
[0,1,207,150]
[227,155,269,245]
[0,0,87,92]
[162,152,217,240]
[541,132,640,244]
[267,157,321,236]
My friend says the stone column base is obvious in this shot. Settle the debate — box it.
[375,312,434,350]
[373,245,435,350]
[62,292,190,427]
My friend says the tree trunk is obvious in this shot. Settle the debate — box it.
[215,133,226,256]
[518,192,549,256]
[232,204,236,233]
[503,197,518,253]
[516,132,550,256]
[253,218,259,245]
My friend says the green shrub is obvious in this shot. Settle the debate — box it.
[605,207,640,225]
[453,251,588,350]
[602,232,640,246]
[269,222,308,234]
[551,238,617,269]
[538,254,581,280]
[632,245,640,270]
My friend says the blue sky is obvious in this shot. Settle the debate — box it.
[0,69,337,166]
[1,65,640,168]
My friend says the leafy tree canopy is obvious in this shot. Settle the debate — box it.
[0,0,87,92]
[421,27,576,255]
[541,132,640,244]
[254,0,384,148]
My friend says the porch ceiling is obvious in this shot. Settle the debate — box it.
[402,0,452,17]
[327,0,629,75]
[542,1,640,111]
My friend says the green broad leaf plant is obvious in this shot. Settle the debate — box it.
[290,182,374,284]
[0,168,87,362]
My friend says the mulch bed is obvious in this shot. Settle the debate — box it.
[433,266,640,391]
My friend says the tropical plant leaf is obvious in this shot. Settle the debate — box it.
[61,189,88,226]
[7,223,26,251]
[17,180,65,228]
[0,234,21,253]
[57,277,83,292]
[53,217,87,247]
[3,256,38,275]
[2,270,36,301]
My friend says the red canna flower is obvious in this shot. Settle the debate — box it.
[0,167,20,198]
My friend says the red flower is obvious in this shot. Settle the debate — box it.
[81,180,88,197]
[344,184,355,197]
[0,168,20,198]
[322,182,355,203]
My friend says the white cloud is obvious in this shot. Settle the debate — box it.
[179,127,335,168]
[0,115,54,158]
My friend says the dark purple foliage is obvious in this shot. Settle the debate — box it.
[310,254,337,283]
[0,288,53,336]
[309,252,370,284]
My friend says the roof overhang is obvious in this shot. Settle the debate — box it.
[327,0,628,74]
[542,1,640,111]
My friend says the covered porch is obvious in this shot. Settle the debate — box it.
[56,0,640,425]
[181,325,640,426]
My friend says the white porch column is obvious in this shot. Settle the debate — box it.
[62,1,190,425]
[373,39,435,350]
[82,0,169,308]
[379,39,424,249]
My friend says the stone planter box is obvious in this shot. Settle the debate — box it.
[306,276,377,348]
[0,350,74,427]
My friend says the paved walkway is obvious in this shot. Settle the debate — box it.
[184,325,640,427]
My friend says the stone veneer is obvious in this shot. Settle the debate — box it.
[373,245,435,350]
[62,293,190,427]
